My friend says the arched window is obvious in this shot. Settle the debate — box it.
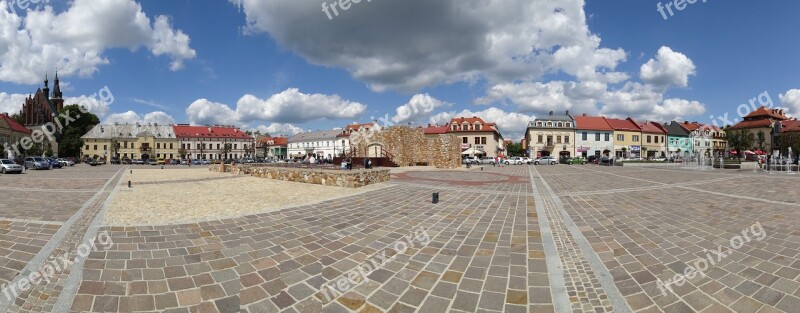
[566,122,571,128]
[536,122,543,127]
[557,122,562,128]
[547,122,552,127]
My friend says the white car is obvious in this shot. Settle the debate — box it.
[56,158,75,167]
[504,157,531,165]
[0,159,23,174]
[534,156,558,165]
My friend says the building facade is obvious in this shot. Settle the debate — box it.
[730,106,788,152]
[604,118,642,159]
[0,113,33,160]
[574,114,613,158]
[662,121,692,158]
[637,121,667,158]
[257,136,288,160]
[526,111,575,158]
[447,117,504,158]
[173,125,254,160]
[288,130,347,161]
[81,123,180,161]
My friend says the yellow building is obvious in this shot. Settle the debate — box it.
[605,118,643,159]
[81,123,179,161]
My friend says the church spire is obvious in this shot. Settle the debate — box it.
[52,71,62,99]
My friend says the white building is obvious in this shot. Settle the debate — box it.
[573,114,614,158]
[288,130,347,161]
[173,125,254,160]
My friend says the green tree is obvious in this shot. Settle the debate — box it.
[178,147,187,159]
[779,131,800,159]
[56,104,100,157]
[506,143,523,156]
[222,143,231,159]
[757,130,766,150]
[725,128,755,159]
[110,139,120,158]
[10,113,24,126]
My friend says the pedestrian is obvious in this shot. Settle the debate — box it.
[347,158,352,170]
[368,158,372,169]
[341,158,347,170]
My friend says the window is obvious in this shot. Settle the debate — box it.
[170,143,173,149]
[594,133,600,141]
[646,136,651,143]
[617,134,624,141]
[566,122,571,128]
[462,137,468,144]
[103,145,107,150]
[565,136,570,144]
[157,143,161,149]
[547,122,552,127]
[85,145,89,150]
[536,122,542,127]
[556,136,562,144]
[481,137,486,144]
[124,142,128,148]
[557,122,562,128]
[604,133,610,141]
[474,137,480,144]
[632,135,640,142]
[537,135,543,143]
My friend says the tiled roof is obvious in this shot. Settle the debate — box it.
[743,106,789,120]
[288,130,341,143]
[574,114,612,131]
[258,136,288,145]
[637,121,666,134]
[82,124,176,139]
[662,122,690,137]
[423,125,448,135]
[604,118,640,131]
[729,119,773,130]
[780,120,800,132]
[0,113,31,134]
[173,125,252,139]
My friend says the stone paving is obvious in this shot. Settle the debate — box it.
[0,163,798,312]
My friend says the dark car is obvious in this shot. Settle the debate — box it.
[45,158,63,168]
[599,156,614,166]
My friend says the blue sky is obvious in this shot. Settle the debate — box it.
[1,0,800,140]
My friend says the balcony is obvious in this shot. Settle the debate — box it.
[544,141,554,147]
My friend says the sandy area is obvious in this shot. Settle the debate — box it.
[104,169,389,226]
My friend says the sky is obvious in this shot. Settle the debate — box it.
[2,0,800,140]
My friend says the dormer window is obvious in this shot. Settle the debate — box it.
[556,122,562,128]
[547,122,552,127]
[566,122,571,128]
[536,122,543,127]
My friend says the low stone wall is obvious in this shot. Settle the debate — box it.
[209,164,390,188]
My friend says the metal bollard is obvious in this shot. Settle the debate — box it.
[432,192,439,204]
[128,181,131,188]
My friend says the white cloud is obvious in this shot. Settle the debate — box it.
[103,110,175,125]
[186,99,238,126]
[0,93,28,116]
[252,123,303,136]
[232,0,626,92]
[64,95,111,118]
[476,81,605,115]
[779,89,800,117]
[0,0,195,84]
[429,107,536,140]
[235,88,366,123]
[640,46,696,89]
[391,94,450,124]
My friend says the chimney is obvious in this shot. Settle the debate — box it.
[549,111,554,116]
[582,113,587,116]
[565,110,570,116]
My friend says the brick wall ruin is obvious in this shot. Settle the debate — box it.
[348,126,461,168]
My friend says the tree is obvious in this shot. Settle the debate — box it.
[178,147,187,159]
[757,131,766,150]
[621,147,627,158]
[506,143,523,156]
[10,113,24,126]
[725,128,755,159]
[222,143,231,159]
[779,131,800,159]
[57,104,100,157]
[110,139,120,158]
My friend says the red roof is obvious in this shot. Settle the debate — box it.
[637,120,667,134]
[344,123,374,131]
[258,136,288,145]
[781,120,800,132]
[743,106,789,120]
[423,125,448,135]
[604,117,640,131]
[729,119,772,130]
[0,113,31,134]
[172,125,253,139]
[574,114,613,131]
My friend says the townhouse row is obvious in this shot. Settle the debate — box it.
[524,111,727,159]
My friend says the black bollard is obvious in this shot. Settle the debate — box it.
[481,167,483,171]
[432,192,439,204]
[128,181,131,188]
[130,170,132,174]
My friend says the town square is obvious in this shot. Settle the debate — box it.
[1,1,800,312]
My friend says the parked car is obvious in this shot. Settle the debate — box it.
[0,159,23,174]
[56,158,75,167]
[565,157,587,165]
[477,157,496,165]
[505,157,530,165]
[132,159,145,165]
[122,158,132,165]
[24,157,51,170]
[110,157,121,164]
[534,156,558,165]
[462,156,480,164]
[148,159,159,165]
[169,159,180,165]
[599,156,614,166]
[157,158,166,165]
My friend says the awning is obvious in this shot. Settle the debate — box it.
[461,148,486,155]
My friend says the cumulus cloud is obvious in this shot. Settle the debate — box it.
[429,107,536,140]
[0,93,28,115]
[640,46,696,89]
[232,0,626,92]
[235,88,366,123]
[0,0,195,84]
[476,81,605,115]
[186,99,238,126]
[391,94,451,124]
[64,95,112,118]
[252,123,303,136]
[103,110,176,125]
[779,89,800,117]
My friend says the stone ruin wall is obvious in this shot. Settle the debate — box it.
[349,126,461,169]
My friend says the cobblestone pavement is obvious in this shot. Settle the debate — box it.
[1,164,799,312]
